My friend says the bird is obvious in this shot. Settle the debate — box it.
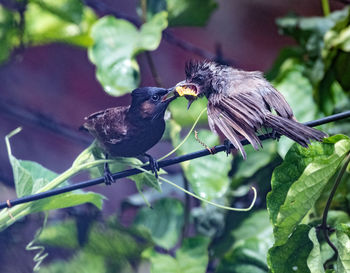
[173,60,327,159]
[81,86,177,184]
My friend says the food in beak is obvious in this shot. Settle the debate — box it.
[175,85,198,97]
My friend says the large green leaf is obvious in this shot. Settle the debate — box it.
[30,0,84,24]
[276,9,348,60]
[0,5,20,64]
[30,190,105,212]
[336,223,350,273]
[0,129,106,231]
[174,129,232,201]
[307,227,324,273]
[88,12,167,96]
[39,218,151,272]
[24,0,96,47]
[267,135,350,246]
[142,0,217,27]
[133,198,184,249]
[217,210,273,273]
[268,225,313,273]
[143,236,210,273]
[40,252,106,273]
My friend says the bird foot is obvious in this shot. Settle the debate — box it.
[144,153,159,179]
[224,139,233,156]
[270,130,281,141]
[104,169,115,186]
[104,155,115,186]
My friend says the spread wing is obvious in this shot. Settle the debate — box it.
[82,106,129,144]
[207,78,294,159]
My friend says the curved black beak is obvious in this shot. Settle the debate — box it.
[161,86,179,103]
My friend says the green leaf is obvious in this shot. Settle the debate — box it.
[133,198,184,249]
[24,0,96,47]
[2,128,105,231]
[267,135,350,246]
[167,0,217,27]
[169,97,208,127]
[30,190,105,213]
[307,227,324,273]
[276,10,348,58]
[143,0,217,27]
[175,130,231,201]
[38,219,79,249]
[232,140,277,181]
[336,223,350,273]
[217,210,273,273]
[31,0,84,24]
[143,236,210,273]
[268,225,313,273]
[39,218,151,272]
[0,5,20,63]
[88,12,168,96]
[39,252,107,273]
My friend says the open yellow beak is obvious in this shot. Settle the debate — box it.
[175,85,198,97]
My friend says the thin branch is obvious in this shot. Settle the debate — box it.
[145,52,163,87]
[330,0,350,5]
[0,99,91,146]
[0,111,349,210]
[321,152,350,267]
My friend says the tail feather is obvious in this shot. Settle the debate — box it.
[264,114,327,147]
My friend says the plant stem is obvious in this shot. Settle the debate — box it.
[159,108,207,161]
[321,0,330,16]
[321,152,350,265]
[135,166,257,211]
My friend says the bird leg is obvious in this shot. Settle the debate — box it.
[270,129,281,141]
[144,153,159,179]
[223,139,234,156]
[104,154,115,185]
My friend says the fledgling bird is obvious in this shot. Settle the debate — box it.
[174,60,327,159]
[82,87,176,184]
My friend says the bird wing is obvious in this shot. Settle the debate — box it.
[83,107,129,144]
[256,84,294,118]
[208,86,275,159]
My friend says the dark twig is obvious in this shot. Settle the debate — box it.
[321,152,350,269]
[331,0,350,4]
[0,111,349,210]
[139,0,163,87]
[145,52,163,87]
[0,99,91,146]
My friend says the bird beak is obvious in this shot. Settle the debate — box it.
[161,87,178,103]
[174,81,199,98]
[173,81,199,109]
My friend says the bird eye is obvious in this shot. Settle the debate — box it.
[151,94,160,101]
[194,75,204,83]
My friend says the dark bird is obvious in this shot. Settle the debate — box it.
[174,60,327,159]
[82,87,176,184]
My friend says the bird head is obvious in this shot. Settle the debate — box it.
[130,87,177,121]
[173,60,218,109]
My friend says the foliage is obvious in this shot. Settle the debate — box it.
[1,1,350,273]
